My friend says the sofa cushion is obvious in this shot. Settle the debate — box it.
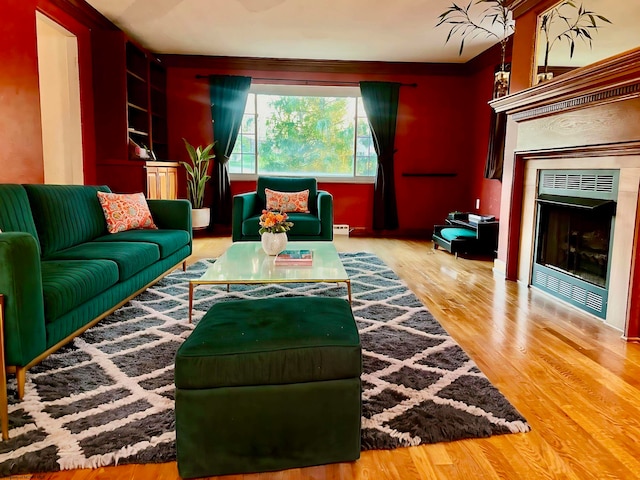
[24,184,111,257]
[0,184,41,254]
[41,259,120,323]
[440,228,477,242]
[94,229,190,258]
[97,191,158,233]
[242,212,321,237]
[175,297,361,390]
[46,241,160,281]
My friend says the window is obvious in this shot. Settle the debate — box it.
[229,85,377,179]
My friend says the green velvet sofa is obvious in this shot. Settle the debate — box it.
[232,176,333,241]
[0,184,192,398]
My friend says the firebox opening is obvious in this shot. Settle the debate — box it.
[530,169,619,320]
[535,202,614,288]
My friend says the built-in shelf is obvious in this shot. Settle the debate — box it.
[127,103,148,113]
[128,128,148,136]
[126,70,146,83]
[93,32,171,194]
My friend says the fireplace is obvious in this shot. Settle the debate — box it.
[531,170,617,319]
[490,48,640,338]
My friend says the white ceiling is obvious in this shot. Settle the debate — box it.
[84,0,506,63]
[85,0,637,66]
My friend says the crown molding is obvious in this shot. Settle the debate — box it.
[157,54,466,77]
[506,0,549,18]
[42,0,119,30]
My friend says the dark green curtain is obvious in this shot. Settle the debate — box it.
[484,111,507,179]
[485,63,510,180]
[209,75,252,225]
[359,81,401,231]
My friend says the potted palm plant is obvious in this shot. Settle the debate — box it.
[181,138,215,230]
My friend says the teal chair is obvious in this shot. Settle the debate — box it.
[232,177,333,241]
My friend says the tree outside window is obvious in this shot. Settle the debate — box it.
[229,88,377,178]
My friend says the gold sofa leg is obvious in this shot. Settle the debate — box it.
[16,368,26,401]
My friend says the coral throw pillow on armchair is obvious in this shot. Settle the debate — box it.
[265,188,310,213]
[97,191,158,234]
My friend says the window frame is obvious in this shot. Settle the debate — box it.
[228,84,377,184]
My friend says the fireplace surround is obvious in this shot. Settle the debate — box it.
[490,48,640,338]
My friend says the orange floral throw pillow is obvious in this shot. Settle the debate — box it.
[265,188,310,213]
[97,191,158,234]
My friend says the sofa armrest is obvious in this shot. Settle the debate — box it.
[232,193,259,242]
[317,191,334,241]
[0,233,47,367]
[147,199,192,233]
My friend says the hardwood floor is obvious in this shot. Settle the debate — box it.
[7,236,640,480]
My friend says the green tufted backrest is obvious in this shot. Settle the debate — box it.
[256,177,318,214]
[0,184,41,255]
[23,184,111,257]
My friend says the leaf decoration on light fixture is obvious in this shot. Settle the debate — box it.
[436,0,515,69]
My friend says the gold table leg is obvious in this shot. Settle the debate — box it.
[188,282,194,324]
[0,295,9,440]
[346,280,352,304]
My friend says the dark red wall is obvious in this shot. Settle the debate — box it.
[165,61,480,235]
[466,48,506,220]
[0,0,44,183]
[0,0,97,184]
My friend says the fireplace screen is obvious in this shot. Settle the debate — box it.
[535,201,614,288]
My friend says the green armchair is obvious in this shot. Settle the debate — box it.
[232,176,333,241]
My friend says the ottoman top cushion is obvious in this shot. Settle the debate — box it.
[175,297,361,389]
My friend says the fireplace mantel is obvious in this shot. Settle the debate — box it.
[489,47,640,339]
[490,48,640,119]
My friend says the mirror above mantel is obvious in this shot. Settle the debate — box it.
[533,0,640,86]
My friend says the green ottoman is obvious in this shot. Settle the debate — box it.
[174,296,362,478]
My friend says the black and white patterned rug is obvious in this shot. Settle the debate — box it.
[0,253,529,475]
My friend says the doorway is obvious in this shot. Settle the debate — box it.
[36,12,84,185]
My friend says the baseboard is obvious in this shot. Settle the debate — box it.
[349,227,431,238]
[493,259,506,278]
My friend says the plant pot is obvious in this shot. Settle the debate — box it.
[261,232,288,256]
[537,72,554,84]
[192,207,211,230]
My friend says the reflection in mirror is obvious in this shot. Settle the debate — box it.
[534,0,640,84]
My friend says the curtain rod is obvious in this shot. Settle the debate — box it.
[194,75,417,87]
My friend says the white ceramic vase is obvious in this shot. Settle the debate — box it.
[261,232,288,256]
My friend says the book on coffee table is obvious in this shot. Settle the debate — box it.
[275,249,313,266]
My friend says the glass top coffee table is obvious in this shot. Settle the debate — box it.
[188,241,351,322]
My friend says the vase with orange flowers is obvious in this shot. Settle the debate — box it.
[258,210,293,255]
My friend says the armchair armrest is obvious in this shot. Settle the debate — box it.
[317,191,334,241]
[147,199,192,233]
[232,193,259,242]
[0,233,46,367]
